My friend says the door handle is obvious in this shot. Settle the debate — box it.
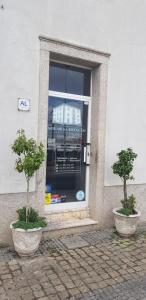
[83,147,87,163]
[83,143,91,166]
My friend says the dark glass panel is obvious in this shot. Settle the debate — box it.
[49,63,66,92]
[49,62,91,96]
[46,96,88,203]
[66,66,91,96]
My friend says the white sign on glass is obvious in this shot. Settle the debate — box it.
[18,98,30,111]
[76,190,85,201]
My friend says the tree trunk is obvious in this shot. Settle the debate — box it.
[26,178,30,222]
[123,177,127,208]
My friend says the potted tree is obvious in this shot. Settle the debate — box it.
[10,129,47,256]
[112,148,141,236]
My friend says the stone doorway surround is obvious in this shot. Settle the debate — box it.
[37,36,110,227]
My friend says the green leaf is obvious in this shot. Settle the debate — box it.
[112,148,137,181]
[11,129,45,180]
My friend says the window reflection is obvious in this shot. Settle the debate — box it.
[46,97,88,203]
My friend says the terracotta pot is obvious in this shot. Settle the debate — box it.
[10,221,42,257]
[112,208,141,236]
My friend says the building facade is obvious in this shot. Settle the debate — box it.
[1,0,146,244]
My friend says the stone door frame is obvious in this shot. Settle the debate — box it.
[37,36,110,225]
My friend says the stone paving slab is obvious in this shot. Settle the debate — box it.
[60,236,89,249]
[1,228,146,299]
[80,229,117,244]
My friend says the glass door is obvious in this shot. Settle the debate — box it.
[45,61,91,207]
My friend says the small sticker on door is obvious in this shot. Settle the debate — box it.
[76,190,85,201]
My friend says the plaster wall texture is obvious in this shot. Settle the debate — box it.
[0,0,146,242]
[1,0,146,193]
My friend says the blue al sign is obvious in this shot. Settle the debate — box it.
[18,98,30,111]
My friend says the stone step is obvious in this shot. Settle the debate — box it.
[43,218,98,239]
[44,207,89,222]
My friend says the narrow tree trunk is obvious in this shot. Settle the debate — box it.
[123,177,127,208]
[26,178,30,222]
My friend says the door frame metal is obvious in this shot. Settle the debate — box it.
[45,73,92,212]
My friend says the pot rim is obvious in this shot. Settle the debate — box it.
[10,221,43,232]
[112,208,141,218]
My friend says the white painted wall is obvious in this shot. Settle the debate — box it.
[1,0,146,193]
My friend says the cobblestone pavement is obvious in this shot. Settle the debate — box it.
[1,228,146,299]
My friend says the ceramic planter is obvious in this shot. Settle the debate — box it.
[10,222,42,257]
[112,208,141,236]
